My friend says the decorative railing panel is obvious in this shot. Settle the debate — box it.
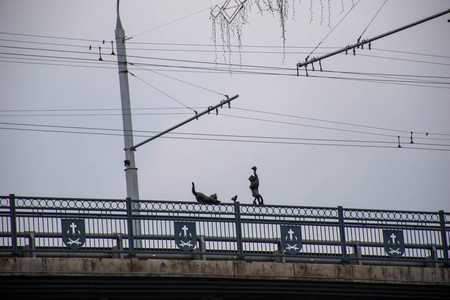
[0,194,448,267]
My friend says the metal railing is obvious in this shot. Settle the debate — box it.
[0,194,448,267]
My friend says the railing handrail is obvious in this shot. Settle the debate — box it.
[0,194,448,267]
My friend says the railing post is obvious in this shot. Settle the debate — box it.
[439,210,448,266]
[338,206,347,263]
[126,197,135,257]
[234,201,244,260]
[9,194,18,257]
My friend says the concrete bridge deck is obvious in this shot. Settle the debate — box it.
[1,257,449,299]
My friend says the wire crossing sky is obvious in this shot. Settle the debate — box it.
[0,0,449,212]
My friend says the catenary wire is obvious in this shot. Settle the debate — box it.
[2,121,448,142]
[1,126,448,152]
[358,0,388,41]
[1,45,449,89]
[3,31,450,60]
[1,53,447,90]
[1,42,448,79]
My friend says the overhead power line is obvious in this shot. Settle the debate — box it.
[0,31,102,42]
[1,123,448,152]
[3,31,450,60]
[1,41,449,89]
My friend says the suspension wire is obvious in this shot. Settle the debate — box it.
[129,5,214,40]
[358,0,388,41]
[129,72,197,113]
[306,0,361,60]
[130,63,227,97]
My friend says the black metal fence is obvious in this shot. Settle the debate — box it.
[0,194,448,267]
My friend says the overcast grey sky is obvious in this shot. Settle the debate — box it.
[0,0,449,212]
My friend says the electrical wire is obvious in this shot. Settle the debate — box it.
[1,123,448,151]
[0,31,102,42]
[0,112,192,117]
[1,43,448,82]
[3,42,449,72]
[129,72,197,113]
[358,0,388,41]
[231,107,450,140]
[306,0,361,60]
[129,4,217,40]
[130,63,227,96]
[3,32,450,60]
[1,53,447,90]
[220,113,400,138]
[2,107,448,140]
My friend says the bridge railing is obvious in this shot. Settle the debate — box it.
[0,194,448,267]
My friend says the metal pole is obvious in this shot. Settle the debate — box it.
[439,210,449,266]
[9,194,18,256]
[234,201,244,260]
[297,8,450,69]
[338,206,347,263]
[126,197,135,257]
[115,1,139,201]
[131,94,239,150]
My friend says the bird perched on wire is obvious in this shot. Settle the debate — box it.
[249,166,264,205]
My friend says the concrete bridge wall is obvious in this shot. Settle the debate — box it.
[0,257,449,299]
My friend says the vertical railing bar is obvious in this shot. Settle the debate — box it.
[26,208,32,250]
[234,201,243,259]
[9,194,18,256]
[126,197,135,257]
[360,222,365,259]
[439,210,449,266]
[338,206,347,263]
[419,223,425,258]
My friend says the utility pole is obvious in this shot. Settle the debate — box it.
[115,1,139,202]
[114,1,238,208]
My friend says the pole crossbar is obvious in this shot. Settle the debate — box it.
[297,8,450,70]
[131,94,239,150]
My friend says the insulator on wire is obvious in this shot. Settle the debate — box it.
[111,41,115,55]
[98,47,103,61]
[398,136,401,148]
[410,132,414,144]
